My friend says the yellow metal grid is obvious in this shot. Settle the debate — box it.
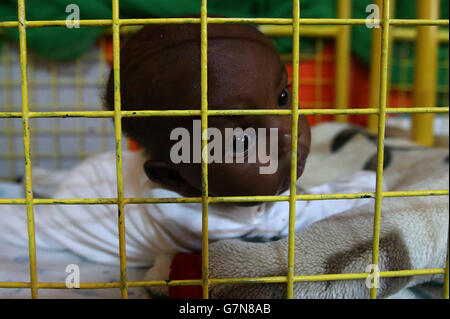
[0,0,448,299]
[0,40,115,181]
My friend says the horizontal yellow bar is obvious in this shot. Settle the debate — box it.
[0,107,448,118]
[211,268,446,285]
[3,21,448,42]
[0,190,447,206]
[0,268,444,289]
[258,25,338,37]
[390,18,449,26]
[0,18,448,29]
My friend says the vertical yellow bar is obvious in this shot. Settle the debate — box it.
[200,0,210,299]
[368,0,382,134]
[287,0,300,299]
[28,56,38,167]
[368,0,394,133]
[111,0,128,299]
[444,241,449,299]
[412,0,440,146]
[17,0,39,299]
[335,0,351,123]
[370,0,391,300]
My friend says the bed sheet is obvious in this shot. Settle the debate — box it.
[0,240,148,299]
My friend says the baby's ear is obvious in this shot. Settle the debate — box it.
[143,160,183,189]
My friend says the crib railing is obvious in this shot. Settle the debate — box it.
[0,0,448,299]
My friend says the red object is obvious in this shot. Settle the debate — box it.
[101,37,114,67]
[285,44,336,127]
[128,138,141,151]
[169,253,203,299]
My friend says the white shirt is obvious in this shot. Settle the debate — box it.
[0,151,376,267]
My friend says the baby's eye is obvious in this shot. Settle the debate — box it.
[278,87,289,107]
[233,134,251,156]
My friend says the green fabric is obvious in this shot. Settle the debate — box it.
[0,0,448,89]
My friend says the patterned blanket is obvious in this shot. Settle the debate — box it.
[206,122,449,299]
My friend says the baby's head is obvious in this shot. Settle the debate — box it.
[105,23,310,200]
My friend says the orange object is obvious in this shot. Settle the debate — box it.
[285,44,336,127]
[128,138,141,151]
[101,37,114,67]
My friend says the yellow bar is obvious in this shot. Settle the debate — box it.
[0,189,448,206]
[389,19,448,26]
[211,268,446,285]
[386,0,396,121]
[0,106,449,119]
[286,0,300,299]
[412,0,440,146]
[17,0,39,299]
[0,268,445,290]
[335,0,351,122]
[445,241,449,298]
[368,0,383,134]
[28,55,39,168]
[370,0,391,300]
[112,0,128,299]
[1,18,448,29]
[200,0,210,299]
[368,0,395,133]
[258,25,338,37]
[0,4,447,299]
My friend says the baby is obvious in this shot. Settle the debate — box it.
[0,23,376,267]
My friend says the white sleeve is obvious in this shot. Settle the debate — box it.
[0,153,123,265]
[34,153,124,265]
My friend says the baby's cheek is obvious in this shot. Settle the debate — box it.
[298,116,311,148]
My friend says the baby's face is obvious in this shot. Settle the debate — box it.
[113,24,311,200]
[167,40,311,198]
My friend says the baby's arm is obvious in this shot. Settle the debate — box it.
[0,152,126,265]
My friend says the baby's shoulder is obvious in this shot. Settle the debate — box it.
[61,150,145,187]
